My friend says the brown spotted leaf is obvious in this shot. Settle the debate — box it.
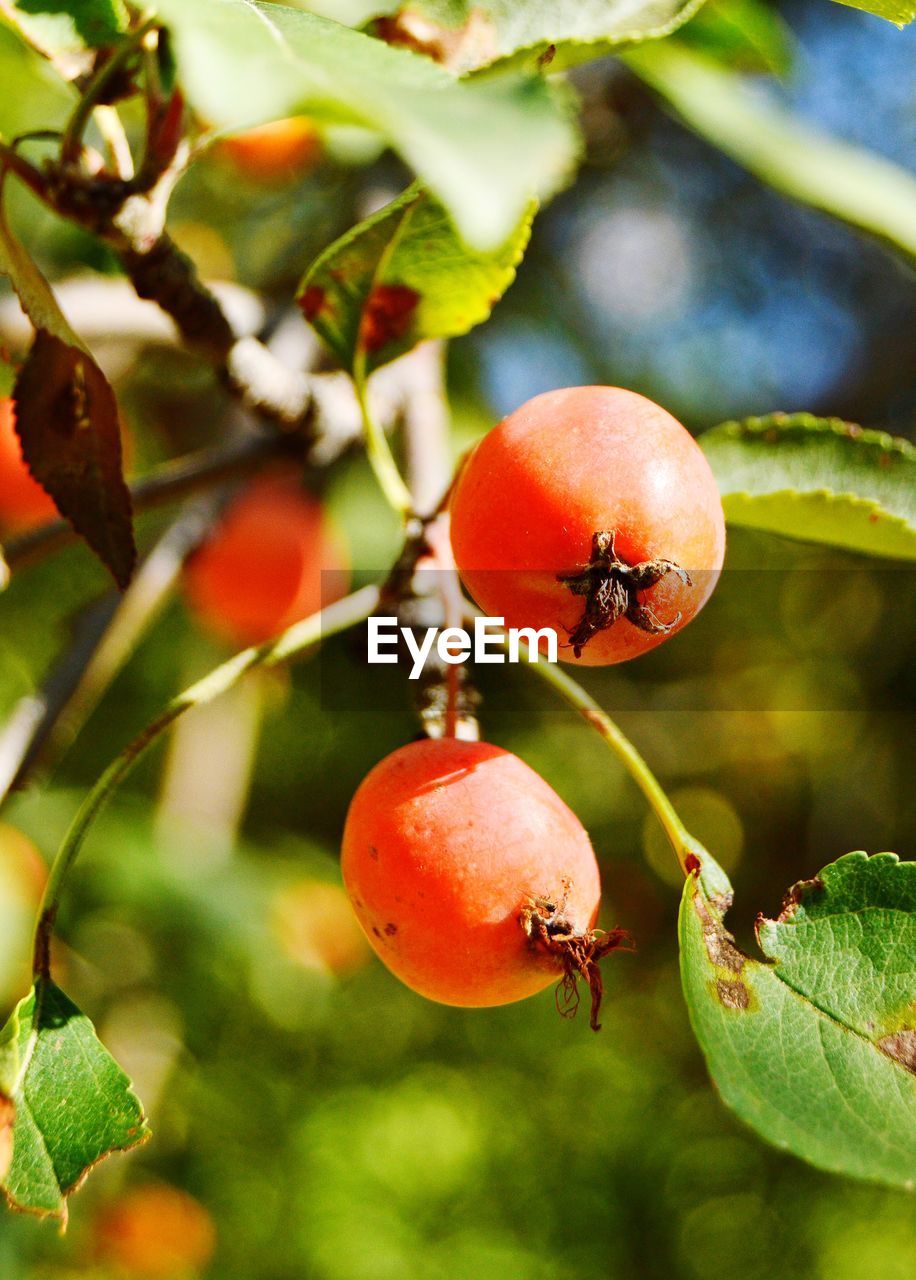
[680,850,916,1187]
[0,200,135,586]
[297,181,534,378]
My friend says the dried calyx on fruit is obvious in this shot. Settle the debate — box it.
[557,529,691,658]
[520,885,629,1030]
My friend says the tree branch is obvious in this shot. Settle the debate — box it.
[0,494,225,805]
[6,106,315,433]
[0,141,51,202]
[81,179,318,430]
[119,233,236,362]
[0,594,118,803]
[402,341,451,519]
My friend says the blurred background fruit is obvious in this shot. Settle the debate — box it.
[216,118,323,185]
[93,1183,216,1278]
[0,823,46,1005]
[272,878,371,976]
[182,474,349,648]
[0,398,58,533]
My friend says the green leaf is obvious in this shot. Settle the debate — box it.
[699,413,916,561]
[622,42,916,262]
[680,850,916,1187]
[0,1,127,78]
[369,0,708,74]
[298,182,533,375]
[0,980,149,1221]
[679,0,794,74]
[0,195,136,587]
[757,855,916,1049]
[0,20,74,136]
[151,0,575,251]
[830,0,915,26]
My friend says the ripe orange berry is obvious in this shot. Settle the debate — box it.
[0,396,58,532]
[183,475,348,648]
[0,824,47,1003]
[218,117,322,183]
[273,879,371,976]
[94,1184,216,1278]
[342,738,625,1025]
[450,386,726,665]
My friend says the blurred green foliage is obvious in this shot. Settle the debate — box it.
[0,521,911,1274]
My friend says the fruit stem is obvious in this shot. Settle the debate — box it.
[31,584,380,980]
[524,658,707,876]
[60,16,159,167]
[355,379,413,519]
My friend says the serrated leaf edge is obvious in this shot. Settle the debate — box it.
[300,181,534,375]
[721,488,916,543]
[702,414,916,554]
[467,0,710,75]
[762,850,911,926]
[704,413,915,462]
[0,982,151,1224]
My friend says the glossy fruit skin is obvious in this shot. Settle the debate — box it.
[450,386,726,665]
[219,117,322,182]
[342,738,601,1008]
[183,474,347,647]
[0,397,58,532]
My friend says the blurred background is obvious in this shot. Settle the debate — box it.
[0,0,914,1277]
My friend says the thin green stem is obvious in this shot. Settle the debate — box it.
[524,658,706,875]
[466,612,706,876]
[356,378,412,519]
[60,17,157,166]
[32,584,380,978]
